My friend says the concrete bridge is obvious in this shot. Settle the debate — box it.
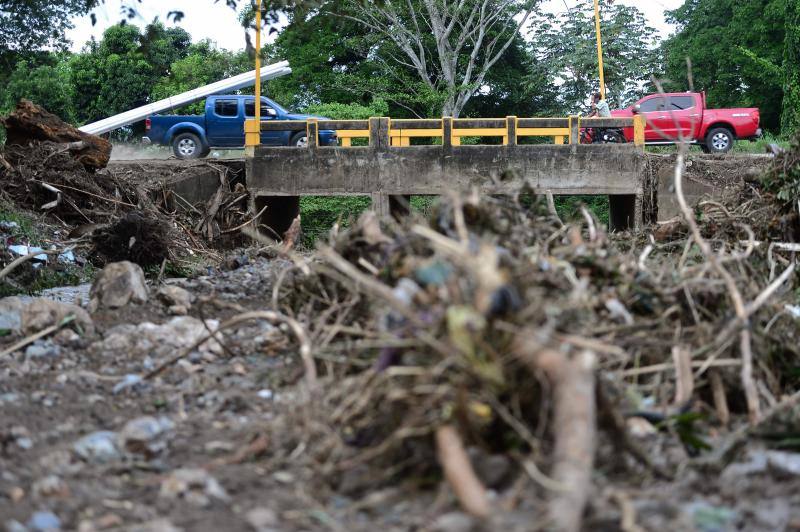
[244,115,647,234]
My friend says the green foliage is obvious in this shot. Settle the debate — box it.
[151,41,250,115]
[69,22,195,129]
[303,101,389,120]
[300,196,372,247]
[2,58,76,123]
[662,0,789,132]
[554,196,610,227]
[0,0,100,82]
[531,0,660,112]
[782,2,800,136]
[267,0,547,119]
[733,131,789,153]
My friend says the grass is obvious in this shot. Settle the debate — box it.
[732,132,789,154]
[646,132,789,155]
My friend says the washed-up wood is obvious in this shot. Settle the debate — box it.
[1,99,112,171]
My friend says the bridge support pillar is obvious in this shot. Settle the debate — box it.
[609,194,639,232]
[253,195,300,239]
[371,193,410,220]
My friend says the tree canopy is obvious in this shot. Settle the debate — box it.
[662,0,789,132]
[531,0,660,113]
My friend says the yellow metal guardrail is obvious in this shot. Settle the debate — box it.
[246,115,646,149]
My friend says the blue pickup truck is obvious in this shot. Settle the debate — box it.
[144,95,337,159]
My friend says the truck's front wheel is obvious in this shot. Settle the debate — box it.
[172,133,204,159]
[290,132,308,148]
[705,127,734,154]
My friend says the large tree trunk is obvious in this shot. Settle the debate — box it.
[1,99,112,171]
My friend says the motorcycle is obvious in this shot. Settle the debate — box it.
[579,126,626,144]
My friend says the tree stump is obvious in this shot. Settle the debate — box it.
[1,99,112,171]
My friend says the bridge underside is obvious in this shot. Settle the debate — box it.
[246,143,646,234]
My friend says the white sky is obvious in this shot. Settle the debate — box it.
[67,0,686,52]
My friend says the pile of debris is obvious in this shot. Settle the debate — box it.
[204,151,799,528]
[0,101,259,276]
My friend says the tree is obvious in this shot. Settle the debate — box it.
[2,58,76,123]
[342,0,540,117]
[151,41,251,114]
[662,0,788,133]
[264,2,385,111]
[782,2,800,136]
[531,1,660,113]
[69,22,193,126]
[0,0,100,81]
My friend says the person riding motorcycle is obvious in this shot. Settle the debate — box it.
[582,92,625,144]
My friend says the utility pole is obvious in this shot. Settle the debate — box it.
[254,1,262,124]
[593,0,606,100]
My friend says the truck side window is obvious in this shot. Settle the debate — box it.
[214,100,238,117]
[244,100,274,117]
[668,96,695,110]
[638,98,664,113]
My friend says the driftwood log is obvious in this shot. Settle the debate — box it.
[1,99,111,171]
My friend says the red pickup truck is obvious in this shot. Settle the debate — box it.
[611,92,761,153]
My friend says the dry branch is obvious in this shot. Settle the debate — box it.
[435,425,491,519]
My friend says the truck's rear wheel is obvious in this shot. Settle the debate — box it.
[172,132,204,159]
[705,127,734,154]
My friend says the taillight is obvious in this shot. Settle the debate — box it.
[145,118,151,131]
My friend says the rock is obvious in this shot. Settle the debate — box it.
[720,448,800,479]
[127,519,182,532]
[118,416,174,458]
[684,502,736,532]
[112,374,144,395]
[245,507,279,532]
[73,431,120,463]
[89,261,148,313]
[52,329,81,346]
[468,448,512,489]
[39,450,80,475]
[5,520,27,532]
[7,486,24,503]
[159,468,229,507]
[99,317,223,360]
[8,426,32,450]
[77,513,123,532]
[0,393,21,406]
[26,510,61,531]
[765,450,800,476]
[21,298,94,336]
[25,341,61,359]
[626,416,658,438]
[32,475,69,498]
[429,512,477,532]
[0,297,25,333]
[157,286,194,315]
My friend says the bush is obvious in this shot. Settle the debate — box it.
[303,100,389,120]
